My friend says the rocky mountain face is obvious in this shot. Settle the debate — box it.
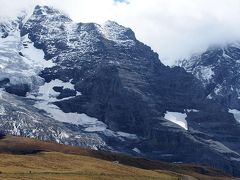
[179,44,240,111]
[1,5,240,177]
[178,44,240,175]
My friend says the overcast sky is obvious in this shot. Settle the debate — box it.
[1,0,240,65]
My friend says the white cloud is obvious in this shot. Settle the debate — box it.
[1,0,240,65]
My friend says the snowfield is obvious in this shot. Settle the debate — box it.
[164,111,188,130]
[27,79,108,132]
[0,20,55,90]
[229,109,240,123]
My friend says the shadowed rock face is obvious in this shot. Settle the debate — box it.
[1,5,240,177]
[23,6,205,136]
[5,83,30,96]
[178,45,240,176]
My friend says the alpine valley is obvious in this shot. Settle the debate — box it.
[0,5,240,178]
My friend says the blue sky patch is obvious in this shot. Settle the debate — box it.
[114,0,129,4]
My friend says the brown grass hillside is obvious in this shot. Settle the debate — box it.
[0,135,236,180]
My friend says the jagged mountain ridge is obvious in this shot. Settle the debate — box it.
[0,5,240,177]
[179,43,240,111]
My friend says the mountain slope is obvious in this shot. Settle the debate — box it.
[0,135,234,180]
[178,43,240,111]
[0,91,106,150]
[178,43,240,173]
[0,5,240,177]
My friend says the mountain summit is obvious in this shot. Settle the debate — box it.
[179,43,240,111]
[0,5,240,177]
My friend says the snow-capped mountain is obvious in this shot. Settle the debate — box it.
[1,5,240,177]
[179,43,240,114]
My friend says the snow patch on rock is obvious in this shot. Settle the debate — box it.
[132,147,141,154]
[100,20,136,47]
[164,111,188,130]
[117,131,138,139]
[27,79,108,132]
[196,66,214,82]
[0,105,6,116]
[229,109,240,123]
[32,79,75,101]
[185,109,199,113]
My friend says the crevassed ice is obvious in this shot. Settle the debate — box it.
[0,26,55,89]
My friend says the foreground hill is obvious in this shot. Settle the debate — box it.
[0,135,235,180]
